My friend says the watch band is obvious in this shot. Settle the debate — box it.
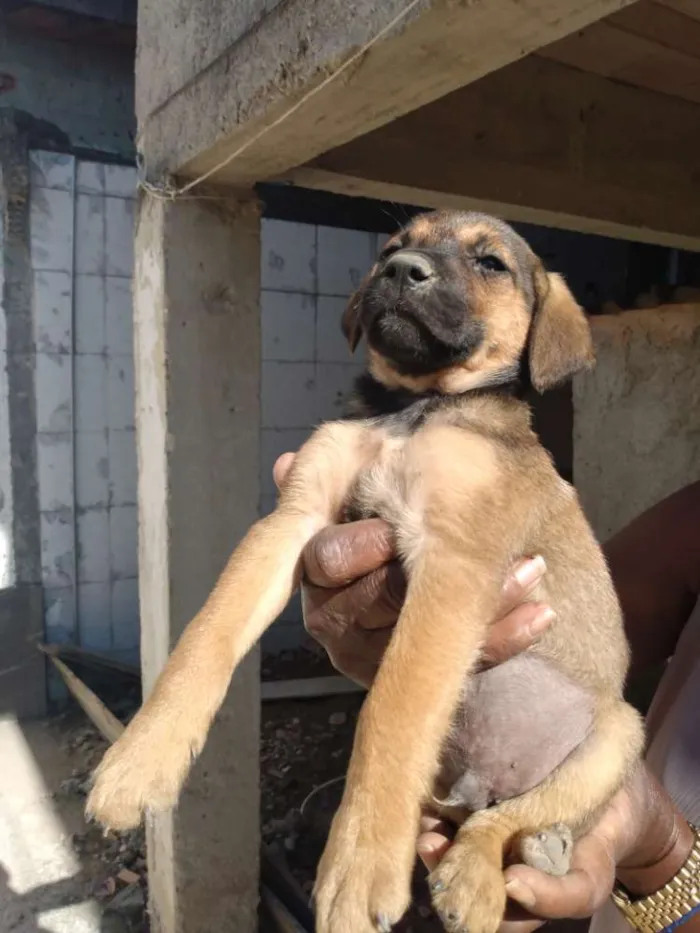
[612,824,700,933]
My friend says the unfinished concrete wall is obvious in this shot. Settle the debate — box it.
[0,24,135,158]
[574,306,700,541]
[0,114,47,717]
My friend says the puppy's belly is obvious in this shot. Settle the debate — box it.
[435,654,595,812]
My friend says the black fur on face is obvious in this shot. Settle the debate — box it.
[353,211,538,377]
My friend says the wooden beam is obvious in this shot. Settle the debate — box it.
[540,16,700,104]
[283,56,700,250]
[137,0,637,187]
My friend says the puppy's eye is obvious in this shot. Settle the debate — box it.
[380,243,401,261]
[476,255,508,273]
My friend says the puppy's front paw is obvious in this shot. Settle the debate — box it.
[86,724,199,831]
[516,823,573,877]
[313,807,414,933]
[429,834,506,933]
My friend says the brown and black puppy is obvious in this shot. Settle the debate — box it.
[87,211,644,933]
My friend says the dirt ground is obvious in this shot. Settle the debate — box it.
[27,645,443,932]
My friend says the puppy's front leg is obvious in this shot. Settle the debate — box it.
[314,427,515,933]
[87,421,378,831]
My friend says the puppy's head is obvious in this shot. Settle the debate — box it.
[342,211,593,394]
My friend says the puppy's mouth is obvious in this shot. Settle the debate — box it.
[361,293,483,376]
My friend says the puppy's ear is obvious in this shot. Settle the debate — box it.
[529,269,594,392]
[341,288,364,353]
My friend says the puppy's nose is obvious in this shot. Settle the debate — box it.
[382,250,435,286]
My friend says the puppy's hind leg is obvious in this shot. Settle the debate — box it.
[430,699,644,933]
[87,421,379,831]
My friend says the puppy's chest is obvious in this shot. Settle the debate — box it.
[343,435,412,526]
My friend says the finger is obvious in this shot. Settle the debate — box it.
[302,519,397,587]
[499,911,546,933]
[419,814,455,836]
[497,557,547,615]
[273,452,296,490]
[504,834,615,920]
[480,603,555,667]
[417,815,456,872]
[302,562,406,633]
[417,831,454,872]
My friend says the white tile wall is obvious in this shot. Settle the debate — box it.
[29,150,74,192]
[261,291,315,362]
[36,432,73,513]
[30,151,139,664]
[261,220,316,293]
[33,271,72,354]
[30,188,74,273]
[259,218,380,648]
[75,430,109,510]
[30,160,383,657]
[74,275,106,353]
[107,356,135,430]
[317,225,375,296]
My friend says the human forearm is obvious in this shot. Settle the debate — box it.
[604,482,700,675]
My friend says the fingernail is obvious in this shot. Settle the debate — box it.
[528,605,556,635]
[505,879,536,909]
[514,556,546,590]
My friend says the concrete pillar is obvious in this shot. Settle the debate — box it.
[134,192,261,933]
[573,306,700,541]
[0,111,46,718]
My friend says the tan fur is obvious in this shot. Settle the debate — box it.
[87,212,643,933]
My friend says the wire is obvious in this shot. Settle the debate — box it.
[139,0,424,200]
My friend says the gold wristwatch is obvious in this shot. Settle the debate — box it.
[612,824,700,933]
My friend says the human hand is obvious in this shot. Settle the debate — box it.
[273,452,555,687]
[417,764,696,933]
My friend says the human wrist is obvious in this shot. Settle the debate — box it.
[615,770,694,897]
[618,811,694,897]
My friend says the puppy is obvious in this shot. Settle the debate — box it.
[87,211,644,933]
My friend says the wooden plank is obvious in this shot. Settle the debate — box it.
[137,0,639,185]
[658,0,700,24]
[40,642,140,679]
[41,650,126,744]
[540,19,700,104]
[283,56,700,250]
[608,1,700,59]
[261,676,365,702]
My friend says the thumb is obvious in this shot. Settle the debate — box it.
[273,452,296,490]
[504,834,616,920]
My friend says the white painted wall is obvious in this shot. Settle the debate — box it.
[29,150,139,662]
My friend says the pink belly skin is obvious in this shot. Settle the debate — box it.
[435,653,595,811]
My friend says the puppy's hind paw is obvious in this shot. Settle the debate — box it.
[516,823,573,877]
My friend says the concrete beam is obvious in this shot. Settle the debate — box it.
[134,193,261,933]
[136,0,637,186]
[283,56,700,250]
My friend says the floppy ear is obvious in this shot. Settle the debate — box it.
[341,280,368,353]
[529,270,594,393]
[341,294,361,353]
